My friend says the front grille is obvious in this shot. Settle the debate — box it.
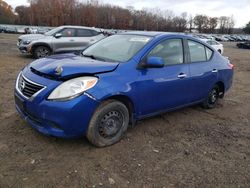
[17,74,45,98]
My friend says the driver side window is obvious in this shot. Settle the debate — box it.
[59,28,76,37]
[147,39,184,66]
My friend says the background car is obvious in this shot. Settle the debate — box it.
[5,26,17,33]
[37,27,51,34]
[15,32,234,147]
[237,42,250,49]
[17,25,105,58]
[206,40,224,54]
[16,27,26,34]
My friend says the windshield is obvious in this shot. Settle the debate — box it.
[82,34,152,62]
[44,27,62,36]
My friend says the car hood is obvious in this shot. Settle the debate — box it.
[19,34,49,41]
[29,53,119,79]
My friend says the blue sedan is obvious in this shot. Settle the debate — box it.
[15,32,234,147]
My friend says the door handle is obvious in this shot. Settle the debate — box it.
[70,39,75,42]
[178,73,187,79]
[212,69,218,73]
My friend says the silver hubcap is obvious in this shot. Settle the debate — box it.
[37,48,49,58]
[209,89,218,104]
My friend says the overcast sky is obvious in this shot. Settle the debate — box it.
[5,0,250,27]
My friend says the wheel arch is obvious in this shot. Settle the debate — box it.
[31,42,52,54]
[101,94,136,126]
[215,81,225,98]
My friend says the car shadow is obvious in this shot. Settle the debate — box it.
[17,54,34,59]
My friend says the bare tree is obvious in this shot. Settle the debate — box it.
[218,16,235,34]
[194,15,209,33]
[9,0,236,34]
[15,6,31,25]
[172,13,187,32]
[207,17,218,33]
[0,0,16,24]
[187,15,193,33]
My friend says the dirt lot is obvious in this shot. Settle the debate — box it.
[0,33,249,188]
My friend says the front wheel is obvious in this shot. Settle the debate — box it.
[202,85,220,109]
[33,46,51,59]
[87,100,129,147]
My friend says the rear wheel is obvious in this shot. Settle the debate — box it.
[87,100,129,147]
[33,46,51,59]
[202,85,220,109]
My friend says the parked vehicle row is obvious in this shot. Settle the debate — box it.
[24,27,53,34]
[193,33,250,42]
[192,33,250,53]
[0,25,53,34]
[2,26,18,33]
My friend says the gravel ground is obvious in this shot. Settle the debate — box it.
[0,34,249,188]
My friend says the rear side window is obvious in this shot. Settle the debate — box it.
[77,29,94,37]
[188,40,207,62]
[212,41,218,45]
[147,39,184,66]
[207,41,213,45]
[91,30,100,36]
[207,40,218,45]
[206,47,213,60]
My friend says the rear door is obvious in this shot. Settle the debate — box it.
[52,28,77,53]
[75,29,103,51]
[186,39,218,102]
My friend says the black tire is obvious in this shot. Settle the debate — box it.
[33,46,51,59]
[87,100,129,147]
[202,85,220,109]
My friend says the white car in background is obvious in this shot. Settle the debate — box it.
[16,27,26,34]
[206,40,224,54]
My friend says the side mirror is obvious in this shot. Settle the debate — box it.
[145,56,164,68]
[54,33,62,38]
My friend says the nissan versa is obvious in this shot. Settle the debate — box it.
[15,32,234,147]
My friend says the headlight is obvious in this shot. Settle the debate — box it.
[48,77,98,101]
[23,40,31,45]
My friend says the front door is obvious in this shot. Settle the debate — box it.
[136,38,192,117]
[52,28,78,53]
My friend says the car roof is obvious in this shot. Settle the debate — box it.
[119,31,186,37]
[59,25,100,31]
[118,31,214,47]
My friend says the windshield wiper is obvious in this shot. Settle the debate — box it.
[83,54,96,60]
[82,54,106,62]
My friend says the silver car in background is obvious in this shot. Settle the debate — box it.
[17,26,105,58]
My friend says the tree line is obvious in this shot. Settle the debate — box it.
[243,22,250,34]
[0,0,16,23]
[0,0,247,34]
